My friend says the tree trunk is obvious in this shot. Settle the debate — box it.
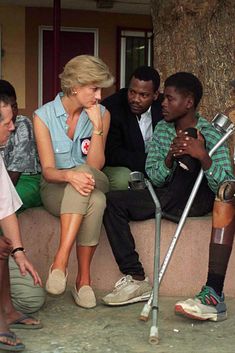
[151,0,235,164]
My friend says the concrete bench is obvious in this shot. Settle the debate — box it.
[18,207,235,297]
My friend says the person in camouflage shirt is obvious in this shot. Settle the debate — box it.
[0,80,45,317]
[0,80,41,211]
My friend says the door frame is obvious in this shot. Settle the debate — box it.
[38,26,99,106]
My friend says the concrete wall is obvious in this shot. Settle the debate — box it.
[0,5,25,108]
[18,208,235,297]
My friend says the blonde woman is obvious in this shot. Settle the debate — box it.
[34,55,114,308]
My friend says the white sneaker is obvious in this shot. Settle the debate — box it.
[175,286,227,321]
[102,275,152,306]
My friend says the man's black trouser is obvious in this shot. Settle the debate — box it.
[103,164,215,277]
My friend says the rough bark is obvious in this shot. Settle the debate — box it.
[151,0,235,163]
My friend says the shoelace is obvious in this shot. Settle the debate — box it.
[196,286,220,306]
[114,275,133,290]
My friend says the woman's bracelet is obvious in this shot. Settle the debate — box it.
[93,129,103,136]
[11,247,26,257]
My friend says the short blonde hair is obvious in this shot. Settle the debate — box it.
[59,55,114,96]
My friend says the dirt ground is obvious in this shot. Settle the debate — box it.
[15,290,235,353]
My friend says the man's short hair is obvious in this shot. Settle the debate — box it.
[130,66,160,92]
[164,72,203,108]
[0,80,17,100]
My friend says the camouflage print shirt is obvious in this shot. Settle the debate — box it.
[1,115,41,174]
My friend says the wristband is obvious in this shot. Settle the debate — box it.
[93,130,103,136]
[11,247,26,256]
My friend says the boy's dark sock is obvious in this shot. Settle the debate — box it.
[132,274,145,281]
[206,273,225,297]
[206,243,232,296]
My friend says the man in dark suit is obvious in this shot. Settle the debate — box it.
[102,66,163,190]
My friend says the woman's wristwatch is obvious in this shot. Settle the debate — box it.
[93,130,103,136]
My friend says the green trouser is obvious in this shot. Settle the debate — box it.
[0,175,44,313]
[9,257,46,314]
[16,174,42,213]
[102,166,131,191]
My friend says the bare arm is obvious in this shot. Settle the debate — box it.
[33,114,95,196]
[85,106,110,170]
[0,213,42,285]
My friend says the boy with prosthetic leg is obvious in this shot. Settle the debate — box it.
[175,179,235,321]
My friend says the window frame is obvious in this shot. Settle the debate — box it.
[117,27,153,89]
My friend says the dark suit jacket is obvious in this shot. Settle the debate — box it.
[102,88,163,173]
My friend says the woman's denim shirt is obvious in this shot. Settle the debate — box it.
[35,93,105,169]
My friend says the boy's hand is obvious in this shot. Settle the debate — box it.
[171,130,205,159]
[170,130,212,170]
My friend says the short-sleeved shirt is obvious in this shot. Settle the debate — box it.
[0,154,22,220]
[1,115,41,174]
[34,93,106,169]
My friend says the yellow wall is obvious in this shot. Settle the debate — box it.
[0,5,25,108]
[24,7,152,116]
[0,5,152,116]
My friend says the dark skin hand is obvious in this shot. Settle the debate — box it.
[8,171,21,186]
[165,130,212,171]
[0,236,13,260]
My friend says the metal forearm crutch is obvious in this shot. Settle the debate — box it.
[140,113,235,344]
[145,179,161,344]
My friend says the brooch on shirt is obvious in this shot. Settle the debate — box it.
[80,137,91,156]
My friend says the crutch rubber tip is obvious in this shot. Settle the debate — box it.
[139,304,152,321]
[149,336,159,345]
[149,327,159,345]
[139,315,149,322]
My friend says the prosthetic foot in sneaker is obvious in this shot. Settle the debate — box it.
[175,285,227,321]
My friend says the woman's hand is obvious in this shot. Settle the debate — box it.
[85,102,103,131]
[0,236,13,260]
[13,251,42,286]
[68,170,95,196]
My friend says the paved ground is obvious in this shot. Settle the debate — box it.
[14,290,235,353]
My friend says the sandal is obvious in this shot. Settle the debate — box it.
[9,314,43,330]
[0,331,25,351]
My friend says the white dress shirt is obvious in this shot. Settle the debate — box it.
[136,106,153,152]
